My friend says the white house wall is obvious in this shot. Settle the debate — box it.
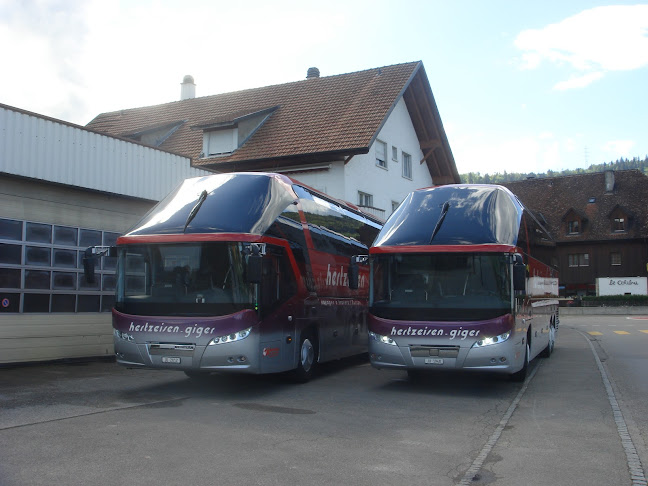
[285,161,347,201]
[278,98,432,220]
[345,97,432,217]
[0,105,211,202]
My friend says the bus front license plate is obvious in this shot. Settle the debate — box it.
[162,357,181,364]
[425,358,443,365]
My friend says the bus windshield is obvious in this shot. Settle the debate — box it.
[115,242,256,317]
[371,253,512,321]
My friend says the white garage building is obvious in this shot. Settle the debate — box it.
[0,103,210,364]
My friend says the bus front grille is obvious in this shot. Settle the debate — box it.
[148,343,196,357]
[410,346,460,358]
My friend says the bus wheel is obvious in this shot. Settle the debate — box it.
[510,343,529,382]
[540,324,555,358]
[291,332,317,383]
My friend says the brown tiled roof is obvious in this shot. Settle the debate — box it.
[503,170,648,242]
[85,62,459,182]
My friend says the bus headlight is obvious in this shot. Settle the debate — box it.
[472,331,510,348]
[114,329,134,342]
[209,327,252,345]
[369,331,397,346]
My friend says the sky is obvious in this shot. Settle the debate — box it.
[1,0,647,176]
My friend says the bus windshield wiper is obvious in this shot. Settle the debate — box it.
[429,201,450,243]
[183,190,208,233]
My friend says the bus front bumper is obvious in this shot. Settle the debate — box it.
[113,334,263,374]
[368,338,526,374]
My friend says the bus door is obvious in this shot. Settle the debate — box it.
[257,245,298,373]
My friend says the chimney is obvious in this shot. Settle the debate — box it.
[181,75,196,100]
[306,67,320,79]
[605,170,615,193]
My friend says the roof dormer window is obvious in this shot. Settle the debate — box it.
[608,205,630,233]
[562,208,586,236]
[205,128,237,156]
[194,106,278,158]
[567,219,580,235]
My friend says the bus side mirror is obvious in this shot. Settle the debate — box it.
[348,258,359,290]
[513,255,526,292]
[247,255,263,284]
[83,248,97,284]
[348,255,368,290]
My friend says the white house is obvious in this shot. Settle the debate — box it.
[87,62,460,220]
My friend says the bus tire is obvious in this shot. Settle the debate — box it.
[291,331,317,383]
[540,323,555,358]
[510,343,529,382]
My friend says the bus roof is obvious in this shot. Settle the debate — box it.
[125,173,297,237]
[373,184,527,248]
[123,172,381,238]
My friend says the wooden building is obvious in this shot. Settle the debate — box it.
[504,170,648,296]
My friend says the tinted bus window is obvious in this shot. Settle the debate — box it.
[294,186,380,256]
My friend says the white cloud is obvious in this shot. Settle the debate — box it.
[553,71,605,91]
[452,133,566,175]
[514,5,648,89]
[602,140,636,158]
[0,0,352,124]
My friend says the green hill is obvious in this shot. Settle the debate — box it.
[460,156,648,184]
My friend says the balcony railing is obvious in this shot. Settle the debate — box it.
[358,205,386,221]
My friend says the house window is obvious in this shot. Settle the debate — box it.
[391,201,400,213]
[375,140,387,169]
[402,152,412,179]
[568,253,590,267]
[205,129,237,156]
[392,146,398,161]
[610,252,622,266]
[358,191,373,207]
[567,220,580,234]
[613,217,625,232]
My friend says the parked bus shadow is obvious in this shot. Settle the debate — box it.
[116,354,370,404]
[375,361,539,399]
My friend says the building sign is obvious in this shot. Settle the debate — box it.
[596,277,648,296]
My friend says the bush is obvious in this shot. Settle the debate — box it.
[581,295,648,306]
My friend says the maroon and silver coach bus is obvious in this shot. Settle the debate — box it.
[84,173,381,381]
[350,184,558,381]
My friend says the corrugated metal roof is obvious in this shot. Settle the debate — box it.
[0,104,211,201]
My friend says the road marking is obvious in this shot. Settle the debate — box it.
[458,363,540,485]
[0,397,190,431]
[588,331,603,336]
[627,317,648,320]
[577,331,647,486]
[613,331,631,335]
[640,331,648,334]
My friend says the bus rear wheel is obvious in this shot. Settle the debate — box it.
[540,324,555,358]
[291,332,317,383]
